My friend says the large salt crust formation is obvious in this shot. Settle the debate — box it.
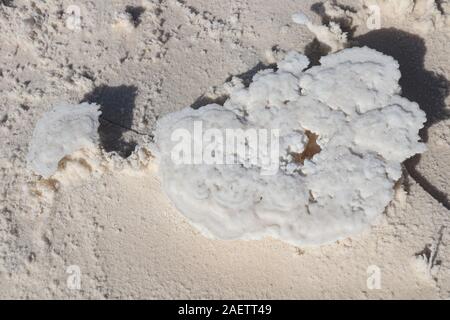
[26,103,101,178]
[155,47,426,245]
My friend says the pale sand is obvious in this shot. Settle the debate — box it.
[0,0,449,299]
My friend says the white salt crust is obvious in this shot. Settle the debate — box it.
[154,47,426,245]
[26,102,101,178]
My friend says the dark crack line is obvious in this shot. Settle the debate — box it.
[99,115,153,138]
[405,163,450,211]
[431,226,445,266]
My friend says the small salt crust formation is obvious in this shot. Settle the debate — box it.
[292,12,348,52]
[155,47,426,245]
[26,102,101,178]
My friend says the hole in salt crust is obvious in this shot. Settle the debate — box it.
[292,131,321,165]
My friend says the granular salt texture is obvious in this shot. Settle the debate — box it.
[154,47,426,245]
[26,102,101,178]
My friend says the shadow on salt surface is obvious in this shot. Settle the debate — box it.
[190,62,276,110]
[0,0,15,8]
[311,2,358,37]
[125,5,146,28]
[353,28,450,209]
[82,85,138,158]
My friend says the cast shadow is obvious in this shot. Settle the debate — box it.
[125,5,146,27]
[304,38,331,66]
[82,85,138,158]
[353,28,450,209]
[311,2,358,38]
[191,62,275,109]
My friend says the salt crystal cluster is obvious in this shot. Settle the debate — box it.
[26,102,101,178]
[154,47,426,245]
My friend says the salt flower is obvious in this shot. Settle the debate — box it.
[154,47,426,245]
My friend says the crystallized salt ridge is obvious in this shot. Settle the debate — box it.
[27,102,101,178]
[154,47,426,245]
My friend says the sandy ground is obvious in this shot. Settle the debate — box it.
[0,0,449,299]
